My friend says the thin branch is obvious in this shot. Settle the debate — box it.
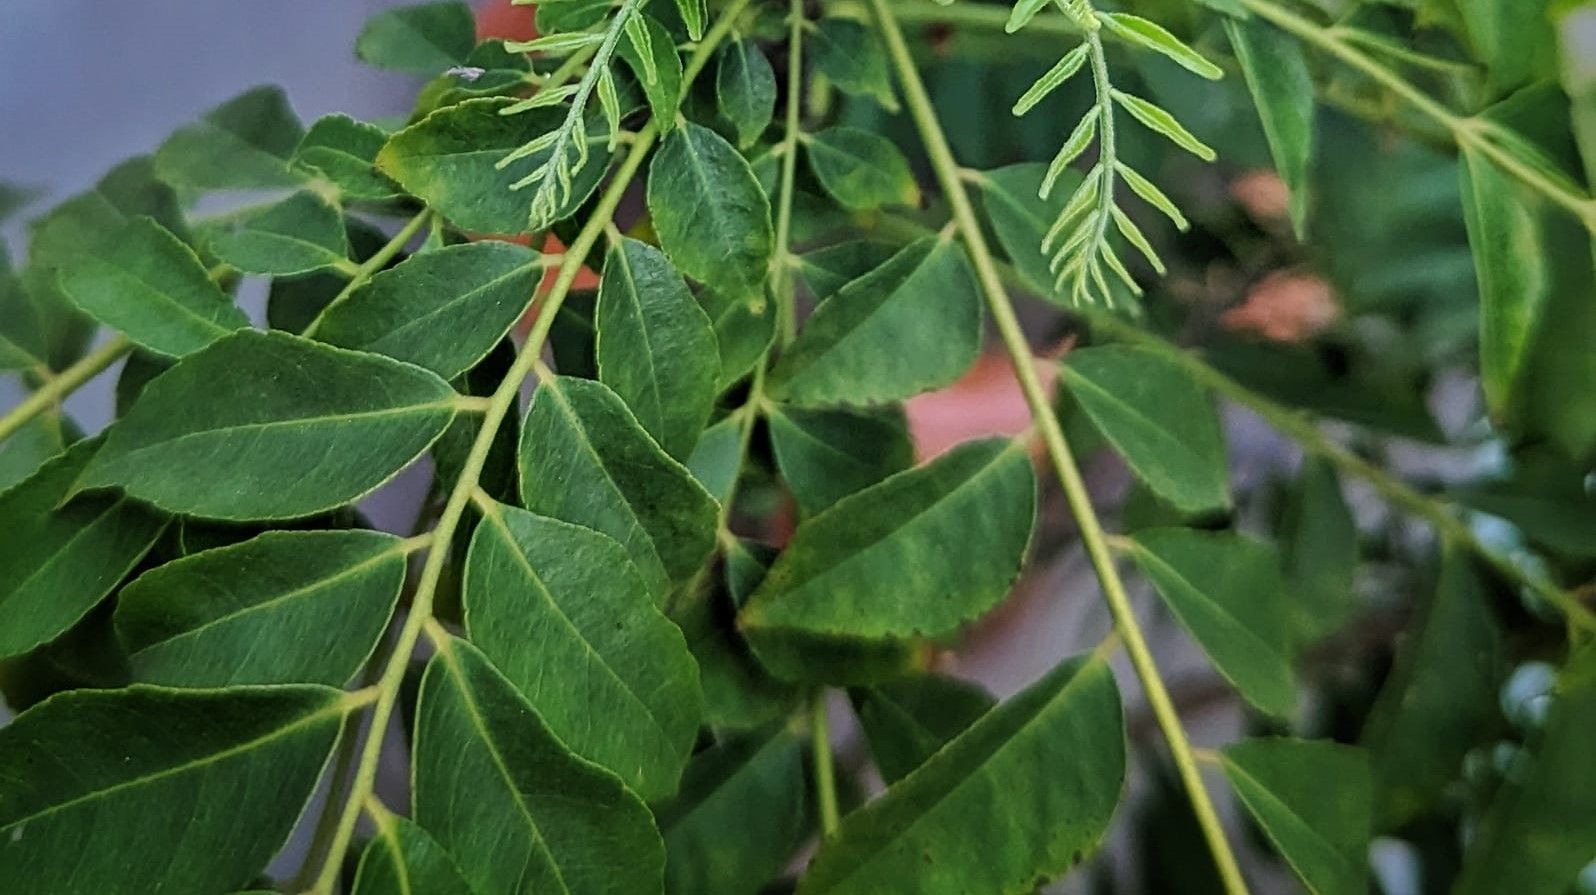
[866,0,1251,892]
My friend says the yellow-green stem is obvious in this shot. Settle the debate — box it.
[812,690,841,836]
[773,0,807,347]
[302,209,433,338]
[0,335,131,443]
[301,4,750,888]
[867,0,1249,891]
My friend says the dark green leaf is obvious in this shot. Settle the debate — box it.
[1125,528,1296,717]
[741,438,1035,684]
[115,530,407,687]
[810,19,898,111]
[379,97,612,235]
[686,415,744,504]
[647,122,774,301]
[317,240,542,380]
[1455,0,1555,97]
[850,673,996,784]
[1279,458,1357,644]
[794,241,901,302]
[413,636,665,894]
[697,284,776,389]
[155,86,307,190]
[804,128,920,211]
[0,252,47,371]
[81,330,458,520]
[717,39,777,148]
[57,217,248,357]
[1360,546,1502,830]
[356,1,476,75]
[1225,17,1315,236]
[768,402,914,516]
[619,15,685,135]
[659,729,807,895]
[768,237,980,407]
[1454,646,1596,895]
[0,440,168,660]
[465,502,703,802]
[596,237,720,460]
[352,811,476,895]
[203,191,353,276]
[266,218,394,333]
[294,114,403,200]
[800,653,1124,893]
[0,685,348,893]
[1062,344,1230,516]
[0,409,76,491]
[976,162,1084,302]
[519,375,719,597]
[1219,738,1371,895]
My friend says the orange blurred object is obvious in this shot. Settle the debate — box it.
[905,353,1057,460]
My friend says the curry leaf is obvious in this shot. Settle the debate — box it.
[1225,17,1315,237]
[810,19,898,111]
[803,128,920,211]
[80,330,458,520]
[351,811,476,895]
[741,438,1035,684]
[768,402,915,516]
[596,237,721,460]
[317,240,543,380]
[56,217,249,358]
[154,86,307,190]
[647,122,774,301]
[1125,528,1296,717]
[519,375,719,598]
[412,636,666,894]
[355,1,476,75]
[619,15,685,135]
[464,501,703,802]
[115,530,407,688]
[850,673,996,784]
[0,685,349,893]
[1061,344,1230,517]
[294,114,403,201]
[800,653,1125,894]
[203,191,353,277]
[768,237,981,407]
[717,38,778,148]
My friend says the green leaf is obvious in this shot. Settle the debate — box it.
[1125,528,1296,717]
[1111,90,1217,161]
[294,114,403,200]
[1455,646,1596,894]
[0,441,168,660]
[1102,13,1223,80]
[619,15,685,135]
[81,330,458,520]
[413,636,666,894]
[155,86,307,190]
[317,241,542,380]
[658,729,808,895]
[975,163,1084,303]
[1359,546,1502,830]
[741,438,1035,684]
[379,97,612,236]
[355,1,476,75]
[1279,458,1358,644]
[0,252,46,371]
[793,241,901,302]
[596,237,721,460]
[1458,143,1570,427]
[519,375,719,598]
[203,191,353,276]
[1061,345,1230,516]
[0,409,76,491]
[697,284,776,389]
[114,530,407,687]
[810,19,898,111]
[672,540,802,730]
[1219,738,1372,895]
[803,127,920,211]
[265,219,394,333]
[0,685,348,893]
[850,673,996,784]
[465,502,703,802]
[56,217,248,358]
[686,415,743,504]
[1455,0,1555,97]
[768,237,981,407]
[717,38,777,148]
[800,653,1125,894]
[647,122,775,301]
[1225,17,1315,237]
[674,0,707,41]
[768,403,914,516]
[352,811,476,895]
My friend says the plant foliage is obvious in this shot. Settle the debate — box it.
[3,0,1596,892]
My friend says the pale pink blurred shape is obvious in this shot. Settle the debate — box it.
[905,353,1057,459]
[1222,271,1340,343]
